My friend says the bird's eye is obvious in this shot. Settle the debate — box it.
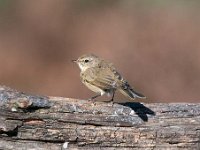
[84,59,89,63]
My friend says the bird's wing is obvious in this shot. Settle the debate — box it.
[81,67,119,90]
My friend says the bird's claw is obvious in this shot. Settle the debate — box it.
[88,98,96,105]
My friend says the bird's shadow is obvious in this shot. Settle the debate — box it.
[119,102,156,122]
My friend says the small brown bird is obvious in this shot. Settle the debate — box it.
[73,54,146,102]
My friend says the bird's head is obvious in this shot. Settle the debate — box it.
[72,54,101,72]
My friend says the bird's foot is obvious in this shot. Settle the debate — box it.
[105,99,115,107]
[108,101,114,107]
[88,98,96,106]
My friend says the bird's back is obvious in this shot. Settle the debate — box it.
[80,59,146,99]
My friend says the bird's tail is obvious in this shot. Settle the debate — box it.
[119,82,146,100]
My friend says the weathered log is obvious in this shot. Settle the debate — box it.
[0,86,199,150]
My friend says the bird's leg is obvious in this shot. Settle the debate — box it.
[88,93,101,101]
[107,91,115,106]
[88,93,101,105]
[111,91,115,102]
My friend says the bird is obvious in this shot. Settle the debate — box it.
[72,54,146,102]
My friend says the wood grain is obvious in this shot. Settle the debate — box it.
[0,86,199,150]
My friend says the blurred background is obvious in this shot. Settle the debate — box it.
[0,0,200,102]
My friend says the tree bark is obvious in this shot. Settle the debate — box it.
[0,86,199,150]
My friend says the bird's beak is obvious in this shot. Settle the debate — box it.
[72,60,77,63]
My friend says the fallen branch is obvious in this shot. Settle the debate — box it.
[0,86,199,149]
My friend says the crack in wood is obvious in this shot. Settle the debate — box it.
[0,86,200,149]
